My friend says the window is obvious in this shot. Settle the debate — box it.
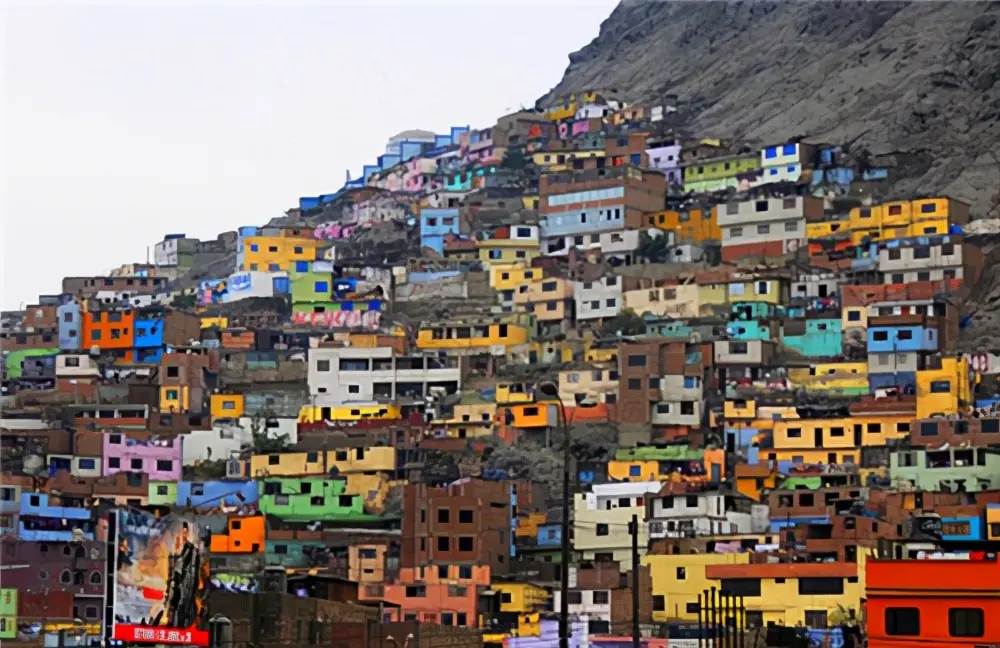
[156,460,173,472]
[627,354,647,367]
[458,537,474,552]
[628,378,642,390]
[755,281,771,295]
[459,509,474,523]
[799,578,844,595]
[78,458,96,470]
[91,330,102,341]
[848,310,861,321]
[757,224,770,235]
[676,567,686,580]
[592,590,609,604]
[567,592,583,605]
[652,595,665,611]
[804,611,829,629]
[948,608,983,637]
[437,508,450,523]
[730,227,743,237]
[405,585,426,598]
[930,380,952,393]
[316,359,330,372]
[436,536,450,551]
[166,366,179,378]
[885,608,920,636]
[314,281,329,293]
[596,523,609,536]
[755,200,769,213]
[784,221,798,232]
[720,579,761,597]
[130,459,143,470]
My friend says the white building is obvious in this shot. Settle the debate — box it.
[572,276,624,322]
[181,417,299,465]
[309,346,461,406]
[648,491,755,539]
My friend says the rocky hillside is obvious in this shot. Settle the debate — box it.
[540,0,1000,216]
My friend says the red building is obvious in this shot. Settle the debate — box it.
[867,554,1000,648]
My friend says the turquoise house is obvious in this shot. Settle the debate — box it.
[782,319,842,357]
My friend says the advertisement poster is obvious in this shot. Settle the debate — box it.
[113,510,210,646]
[0,588,16,639]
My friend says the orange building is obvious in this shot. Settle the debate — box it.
[867,555,1000,648]
[358,580,481,627]
[646,207,720,243]
[82,308,136,350]
[209,515,266,553]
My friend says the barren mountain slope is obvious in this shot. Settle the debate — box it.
[540,0,1000,215]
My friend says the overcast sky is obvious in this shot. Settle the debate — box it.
[1,0,617,309]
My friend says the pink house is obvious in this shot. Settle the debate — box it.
[103,434,182,480]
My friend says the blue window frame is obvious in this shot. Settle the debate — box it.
[314,281,329,293]
[629,465,642,477]
[78,458,96,470]
[250,243,259,252]
[295,261,309,272]
[770,168,779,175]
[764,147,778,159]
[268,263,280,272]
[782,144,796,156]
[787,165,798,173]
[293,246,303,254]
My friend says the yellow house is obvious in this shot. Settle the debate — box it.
[623,284,699,319]
[210,394,245,419]
[697,282,728,309]
[787,362,868,395]
[705,558,866,626]
[201,316,229,329]
[726,278,785,305]
[496,383,535,405]
[242,235,321,272]
[248,447,396,478]
[916,356,970,419]
[478,239,540,267]
[491,582,550,613]
[297,404,403,423]
[160,386,190,412]
[585,346,618,363]
[514,278,574,322]
[557,366,618,405]
[416,321,530,352]
[806,219,851,240]
[432,402,496,439]
[491,265,542,291]
[645,553,751,622]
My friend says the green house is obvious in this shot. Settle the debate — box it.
[148,481,178,506]
[258,477,375,522]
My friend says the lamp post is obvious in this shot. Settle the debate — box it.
[534,380,596,648]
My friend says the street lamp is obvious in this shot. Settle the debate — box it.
[534,380,597,648]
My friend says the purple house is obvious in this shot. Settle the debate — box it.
[647,140,683,186]
[507,619,589,648]
[103,433,182,481]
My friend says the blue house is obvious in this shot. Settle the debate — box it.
[18,492,95,542]
[57,300,82,351]
[176,480,259,508]
[420,208,461,255]
[867,325,938,353]
[133,317,164,363]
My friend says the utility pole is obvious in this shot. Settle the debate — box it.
[631,513,640,648]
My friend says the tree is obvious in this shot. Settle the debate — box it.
[636,231,670,263]
[244,411,291,453]
[500,148,527,171]
[600,308,646,337]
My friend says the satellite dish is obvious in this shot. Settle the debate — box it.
[22,455,44,476]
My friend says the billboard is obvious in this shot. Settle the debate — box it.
[112,510,210,645]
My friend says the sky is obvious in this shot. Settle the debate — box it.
[1,0,618,310]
